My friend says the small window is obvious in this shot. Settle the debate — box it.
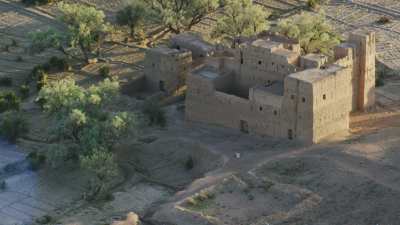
[302,97,306,103]
[159,80,165,91]
[271,62,275,66]
[288,129,293,140]
[273,110,277,116]
[291,95,295,100]
[176,45,181,50]
[241,58,244,64]
[258,61,262,65]
[259,106,263,111]
[323,94,326,100]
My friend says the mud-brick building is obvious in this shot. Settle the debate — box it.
[185,32,376,143]
[143,46,192,94]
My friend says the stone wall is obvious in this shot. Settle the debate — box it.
[144,46,192,95]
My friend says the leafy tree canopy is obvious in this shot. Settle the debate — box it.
[275,12,341,56]
[212,0,270,46]
[144,0,219,33]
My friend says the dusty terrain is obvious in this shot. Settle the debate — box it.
[0,0,399,225]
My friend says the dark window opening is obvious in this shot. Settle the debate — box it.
[159,80,165,91]
[199,54,204,58]
[274,110,277,115]
[272,62,275,66]
[288,129,293,140]
[302,97,306,103]
[258,61,262,65]
[240,120,249,134]
[176,45,181,50]
[240,52,244,64]
[323,94,326,100]
[259,106,263,111]
[152,63,155,67]
[241,58,244,64]
[291,95,295,100]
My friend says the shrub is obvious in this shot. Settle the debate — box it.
[48,56,70,71]
[11,39,17,47]
[0,92,20,113]
[27,151,47,171]
[0,77,13,87]
[142,99,166,127]
[185,156,194,170]
[80,149,119,200]
[15,56,23,62]
[377,16,391,24]
[37,72,49,91]
[19,85,30,99]
[0,111,29,143]
[99,65,111,78]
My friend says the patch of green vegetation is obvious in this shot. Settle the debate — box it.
[142,98,166,127]
[0,92,20,113]
[186,190,216,211]
[99,65,111,78]
[0,110,29,143]
[27,151,47,171]
[0,77,13,87]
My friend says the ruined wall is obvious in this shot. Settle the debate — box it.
[144,47,192,94]
[348,32,376,111]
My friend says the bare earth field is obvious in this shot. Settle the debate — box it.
[0,0,400,225]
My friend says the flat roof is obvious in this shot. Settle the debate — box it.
[193,66,220,80]
[149,46,189,55]
[253,81,284,96]
[288,64,344,83]
[251,39,282,50]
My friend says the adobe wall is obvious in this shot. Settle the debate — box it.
[144,47,192,94]
[310,65,353,143]
[185,67,283,138]
[235,41,300,97]
[348,32,376,111]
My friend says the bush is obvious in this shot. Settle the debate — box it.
[27,151,47,171]
[0,111,29,143]
[15,56,23,62]
[80,149,119,200]
[142,99,166,127]
[19,85,30,99]
[48,56,70,72]
[37,72,49,91]
[377,16,391,25]
[185,156,194,170]
[99,65,111,78]
[0,92,20,113]
[0,77,13,87]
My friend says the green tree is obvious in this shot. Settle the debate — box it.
[116,1,147,38]
[145,0,219,34]
[0,111,29,143]
[212,0,269,46]
[58,3,111,60]
[38,78,138,199]
[275,12,341,56]
[29,4,111,61]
